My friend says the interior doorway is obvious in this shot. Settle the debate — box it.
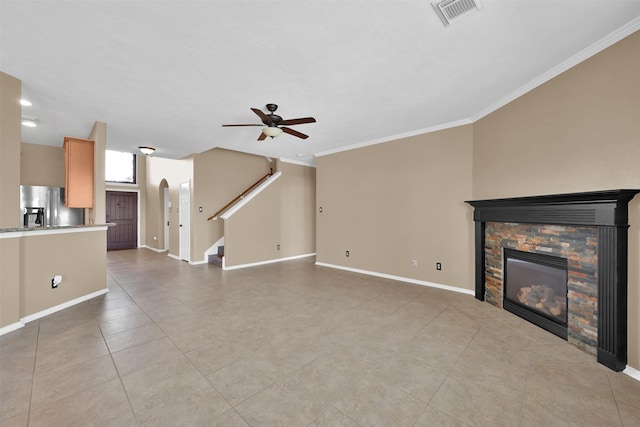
[106,191,138,250]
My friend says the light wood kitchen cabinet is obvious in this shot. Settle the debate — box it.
[64,137,94,208]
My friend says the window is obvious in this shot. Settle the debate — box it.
[105,150,136,184]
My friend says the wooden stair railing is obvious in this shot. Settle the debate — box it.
[207,170,273,221]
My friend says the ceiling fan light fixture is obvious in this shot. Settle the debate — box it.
[138,146,156,155]
[262,126,283,138]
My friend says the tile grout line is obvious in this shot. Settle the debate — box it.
[98,274,143,426]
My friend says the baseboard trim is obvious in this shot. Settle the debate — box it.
[189,260,208,265]
[167,253,181,261]
[314,262,475,296]
[224,253,316,271]
[141,245,168,253]
[20,288,109,325]
[623,366,640,382]
[0,322,25,336]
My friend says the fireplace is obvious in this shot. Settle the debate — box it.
[503,249,568,340]
[466,190,639,371]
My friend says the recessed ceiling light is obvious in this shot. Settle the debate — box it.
[297,153,304,157]
[21,115,38,127]
[20,99,32,106]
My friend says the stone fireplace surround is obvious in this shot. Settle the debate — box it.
[467,190,639,372]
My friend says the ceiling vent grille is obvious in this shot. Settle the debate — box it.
[432,0,484,26]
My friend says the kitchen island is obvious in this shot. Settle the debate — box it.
[0,224,110,335]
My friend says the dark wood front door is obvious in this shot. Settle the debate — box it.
[106,191,138,251]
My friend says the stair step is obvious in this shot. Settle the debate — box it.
[217,245,225,256]
[208,253,223,267]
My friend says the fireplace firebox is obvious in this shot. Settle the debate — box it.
[503,249,568,339]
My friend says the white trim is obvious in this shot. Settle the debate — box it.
[0,226,108,239]
[141,245,167,253]
[220,172,282,220]
[105,182,138,188]
[623,365,640,382]
[314,119,472,158]
[167,253,181,261]
[314,262,475,296]
[470,17,640,123]
[189,260,208,265]
[0,322,25,336]
[313,19,640,160]
[19,288,109,325]
[223,253,316,271]
[279,157,316,167]
[0,232,23,239]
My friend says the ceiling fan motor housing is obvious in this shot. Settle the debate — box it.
[264,115,282,126]
[264,104,281,126]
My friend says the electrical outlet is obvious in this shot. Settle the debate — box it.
[436,262,442,270]
[412,260,417,268]
[346,250,350,257]
[51,275,62,289]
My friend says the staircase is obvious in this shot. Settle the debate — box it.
[208,245,224,267]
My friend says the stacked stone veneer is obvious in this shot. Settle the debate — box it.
[485,222,598,354]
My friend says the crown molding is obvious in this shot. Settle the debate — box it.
[314,118,472,158]
[470,17,640,122]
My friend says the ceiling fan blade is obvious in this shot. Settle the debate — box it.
[257,132,267,141]
[281,127,309,139]
[251,108,269,122]
[279,117,316,126]
[222,124,262,127]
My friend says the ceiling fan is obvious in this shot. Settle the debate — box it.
[222,104,316,141]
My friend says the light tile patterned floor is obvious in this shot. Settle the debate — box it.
[1,249,639,426]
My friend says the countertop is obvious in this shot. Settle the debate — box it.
[0,224,114,234]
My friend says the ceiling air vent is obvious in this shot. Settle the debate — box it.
[432,0,485,26]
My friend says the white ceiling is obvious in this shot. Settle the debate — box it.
[2,1,639,165]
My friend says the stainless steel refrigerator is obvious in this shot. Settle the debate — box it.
[20,185,84,227]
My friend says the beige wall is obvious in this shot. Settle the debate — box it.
[20,143,65,187]
[0,72,21,228]
[192,148,271,262]
[316,125,474,290]
[144,155,193,255]
[0,238,21,327]
[473,32,640,369]
[20,230,106,317]
[1,73,108,330]
[224,161,316,267]
[0,72,22,329]
[87,122,107,225]
[473,32,639,199]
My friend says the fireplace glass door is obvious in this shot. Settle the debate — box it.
[503,249,568,338]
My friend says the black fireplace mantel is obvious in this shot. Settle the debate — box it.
[466,189,640,371]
